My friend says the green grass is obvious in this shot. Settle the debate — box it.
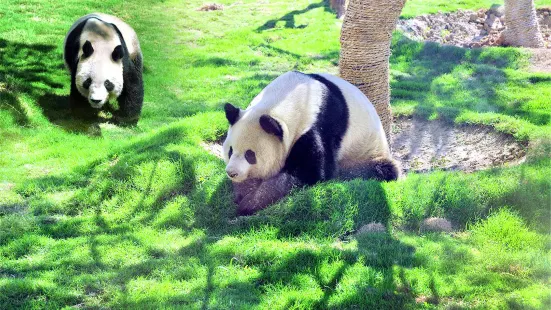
[1,0,551,308]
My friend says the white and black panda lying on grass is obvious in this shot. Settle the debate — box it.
[223,71,401,215]
[64,13,144,125]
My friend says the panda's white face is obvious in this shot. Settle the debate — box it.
[223,105,287,183]
[75,39,124,109]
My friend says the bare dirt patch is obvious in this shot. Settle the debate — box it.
[528,48,551,73]
[397,7,551,48]
[203,117,527,174]
[392,117,526,173]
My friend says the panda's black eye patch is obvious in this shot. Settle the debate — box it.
[104,80,115,92]
[82,40,94,58]
[228,146,233,159]
[245,150,256,165]
[82,78,92,89]
[112,45,123,62]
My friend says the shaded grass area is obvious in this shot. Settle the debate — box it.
[390,36,551,141]
[2,113,550,308]
[1,0,551,308]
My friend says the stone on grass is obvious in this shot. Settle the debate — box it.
[357,222,386,234]
[197,3,223,11]
[420,217,453,232]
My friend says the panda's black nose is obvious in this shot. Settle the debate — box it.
[91,99,102,104]
[227,171,238,178]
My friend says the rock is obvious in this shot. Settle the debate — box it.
[357,222,386,234]
[485,14,496,26]
[477,10,486,18]
[484,14,503,31]
[488,4,505,18]
[420,217,453,232]
[396,8,551,49]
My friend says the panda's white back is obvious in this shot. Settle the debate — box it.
[245,71,326,152]
[244,71,390,166]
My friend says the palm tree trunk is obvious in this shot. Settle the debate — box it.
[339,0,406,145]
[502,0,544,47]
[330,0,347,19]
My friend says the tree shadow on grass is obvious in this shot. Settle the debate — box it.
[36,93,114,134]
[390,35,551,126]
[0,38,114,134]
[197,178,420,308]
[0,39,64,124]
[484,160,551,233]
[223,179,393,239]
[257,0,333,32]
[0,38,141,134]
[22,125,416,308]
[252,43,340,67]
[7,115,518,308]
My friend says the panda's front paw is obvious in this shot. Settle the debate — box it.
[111,114,139,127]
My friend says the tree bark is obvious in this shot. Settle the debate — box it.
[502,0,544,47]
[339,0,406,146]
[330,0,347,19]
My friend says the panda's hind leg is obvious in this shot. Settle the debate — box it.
[339,157,401,181]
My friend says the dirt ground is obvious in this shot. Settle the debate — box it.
[529,48,551,72]
[203,117,527,174]
[397,7,551,49]
[391,117,527,173]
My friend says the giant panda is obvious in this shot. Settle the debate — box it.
[223,71,400,215]
[64,13,144,124]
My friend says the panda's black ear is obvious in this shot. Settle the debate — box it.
[259,115,283,141]
[224,103,241,125]
[82,40,94,58]
[112,45,123,62]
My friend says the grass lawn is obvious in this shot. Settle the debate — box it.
[1,0,550,308]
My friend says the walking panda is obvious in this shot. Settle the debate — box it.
[223,71,400,215]
[64,13,143,124]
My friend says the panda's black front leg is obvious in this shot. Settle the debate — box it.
[237,173,301,216]
[284,129,336,185]
[114,85,143,126]
[69,82,97,119]
[114,56,144,126]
